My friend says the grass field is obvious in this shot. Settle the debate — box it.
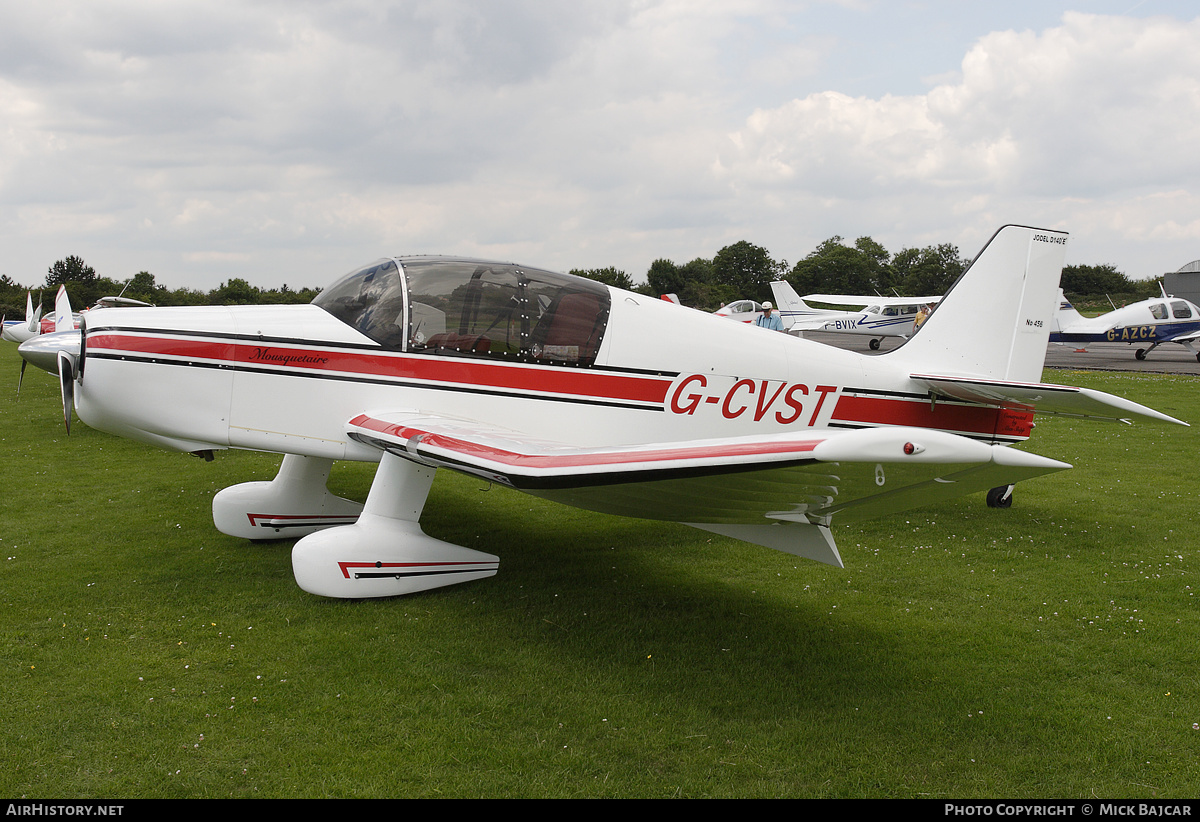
[1,344,1197,798]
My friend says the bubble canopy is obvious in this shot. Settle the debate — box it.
[313,257,612,367]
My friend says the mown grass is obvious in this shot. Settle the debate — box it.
[0,345,1197,798]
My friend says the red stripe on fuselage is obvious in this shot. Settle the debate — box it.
[831,394,1030,439]
[87,332,671,405]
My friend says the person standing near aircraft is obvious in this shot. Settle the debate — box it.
[913,302,934,333]
[755,300,785,331]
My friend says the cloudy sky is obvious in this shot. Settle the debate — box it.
[2,1,1198,292]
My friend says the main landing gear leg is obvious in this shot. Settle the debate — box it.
[291,452,499,598]
[212,454,364,540]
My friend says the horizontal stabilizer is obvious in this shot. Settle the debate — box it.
[912,374,1188,426]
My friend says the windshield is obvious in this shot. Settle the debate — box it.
[314,256,611,366]
[309,259,408,346]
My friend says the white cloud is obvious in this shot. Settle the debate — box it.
[720,11,1200,274]
[0,3,1198,289]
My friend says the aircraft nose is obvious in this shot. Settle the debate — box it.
[18,330,82,374]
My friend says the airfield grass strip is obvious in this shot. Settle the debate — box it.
[0,345,1197,797]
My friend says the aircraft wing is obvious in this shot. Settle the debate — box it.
[803,294,941,307]
[347,412,1070,566]
[1163,329,1200,344]
[911,374,1188,425]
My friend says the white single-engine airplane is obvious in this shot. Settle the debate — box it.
[2,292,43,343]
[19,225,1185,600]
[770,281,941,349]
[14,287,81,394]
[1049,288,1200,361]
[4,286,77,344]
[714,298,767,324]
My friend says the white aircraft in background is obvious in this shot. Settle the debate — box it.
[3,286,77,344]
[2,292,44,343]
[20,225,1184,600]
[713,298,767,324]
[1050,288,1200,361]
[770,281,942,350]
[671,296,778,328]
[15,287,82,393]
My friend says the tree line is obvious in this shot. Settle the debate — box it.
[0,255,320,320]
[573,238,1164,311]
[1,244,1165,320]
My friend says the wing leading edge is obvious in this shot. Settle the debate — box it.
[347,413,1071,568]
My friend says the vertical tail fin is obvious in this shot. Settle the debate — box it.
[54,286,74,333]
[769,280,826,331]
[884,225,1067,383]
[29,292,45,332]
[1050,288,1086,335]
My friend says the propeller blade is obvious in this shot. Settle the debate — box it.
[57,349,76,434]
[18,358,26,398]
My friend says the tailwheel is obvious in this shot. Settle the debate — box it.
[986,485,1014,509]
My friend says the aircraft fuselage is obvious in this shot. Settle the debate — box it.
[76,295,1031,467]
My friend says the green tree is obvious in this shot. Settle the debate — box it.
[210,278,261,305]
[712,241,786,303]
[788,236,892,296]
[644,256,731,309]
[0,273,31,320]
[262,284,323,304]
[892,243,965,296]
[46,255,97,287]
[646,259,687,298]
[1059,263,1130,297]
[569,267,634,291]
[123,271,165,304]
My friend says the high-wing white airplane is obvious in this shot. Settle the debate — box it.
[1050,288,1200,361]
[770,281,942,349]
[19,225,1185,600]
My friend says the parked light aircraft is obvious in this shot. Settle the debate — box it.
[4,286,78,344]
[19,225,1185,600]
[1049,288,1200,361]
[14,287,80,394]
[770,281,941,349]
[2,292,43,344]
[714,299,767,324]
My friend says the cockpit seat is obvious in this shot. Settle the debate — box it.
[426,332,491,354]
